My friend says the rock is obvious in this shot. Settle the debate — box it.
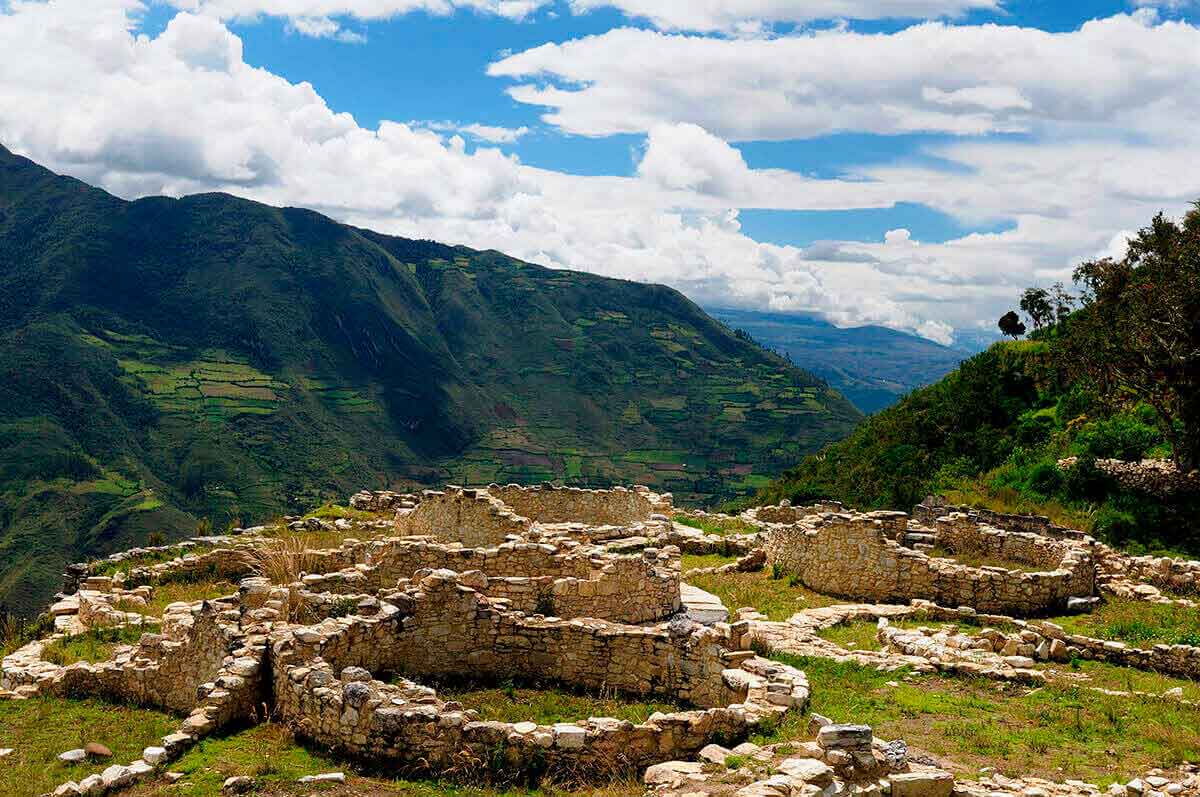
[1163,687,1184,699]
[77,774,104,796]
[58,749,87,763]
[100,764,133,788]
[553,723,586,749]
[84,742,112,759]
[699,743,733,764]
[53,784,82,797]
[223,775,255,794]
[644,760,705,786]
[889,770,955,797]
[298,772,346,784]
[340,666,372,683]
[733,742,762,756]
[0,748,13,759]
[779,758,834,786]
[143,746,169,765]
[817,724,873,751]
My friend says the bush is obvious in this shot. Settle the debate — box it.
[1025,462,1064,497]
[1062,457,1112,502]
[1015,413,1055,447]
[1092,506,1139,545]
[1074,414,1162,461]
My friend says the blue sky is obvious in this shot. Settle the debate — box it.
[3,0,1200,344]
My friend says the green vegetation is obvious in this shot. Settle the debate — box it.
[926,546,1045,573]
[1053,659,1200,701]
[1052,598,1200,648]
[815,618,936,651]
[0,145,859,617]
[672,513,757,536]
[762,339,1200,553]
[710,307,971,415]
[426,677,684,726]
[763,202,1200,554]
[123,723,642,797]
[686,568,843,620]
[116,581,238,618]
[41,622,159,665]
[0,697,177,796]
[760,655,1200,784]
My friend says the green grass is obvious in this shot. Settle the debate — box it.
[418,677,684,726]
[672,514,757,537]
[1051,598,1200,648]
[0,697,178,796]
[759,654,1200,785]
[41,623,159,665]
[927,546,1046,573]
[685,568,843,620]
[1052,659,1200,700]
[815,618,939,651]
[116,580,238,618]
[123,722,644,796]
[681,553,739,572]
[304,503,375,521]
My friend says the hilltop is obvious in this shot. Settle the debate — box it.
[0,145,860,615]
[760,336,1200,554]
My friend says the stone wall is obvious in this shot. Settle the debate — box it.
[488,484,669,525]
[1058,457,1200,498]
[764,512,1094,616]
[270,570,808,778]
[395,488,531,545]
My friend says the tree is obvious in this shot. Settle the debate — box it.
[998,310,1026,339]
[1064,203,1200,471]
[1049,282,1076,324]
[1020,287,1054,329]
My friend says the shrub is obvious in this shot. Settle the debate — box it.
[1074,414,1162,461]
[1092,506,1139,546]
[1025,462,1064,497]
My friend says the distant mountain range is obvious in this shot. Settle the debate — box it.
[709,308,986,414]
[0,145,861,615]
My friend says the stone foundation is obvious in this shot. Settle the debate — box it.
[762,509,1095,616]
[270,570,807,778]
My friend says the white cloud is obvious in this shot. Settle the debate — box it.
[568,0,1001,32]
[458,123,530,143]
[489,14,1200,140]
[287,15,366,40]
[163,0,551,38]
[415,120,530,143]
[3,0,1197,348]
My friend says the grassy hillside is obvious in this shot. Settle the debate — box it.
[709,308,974,414]
[760,335,1200,554]
[0,145,860,615]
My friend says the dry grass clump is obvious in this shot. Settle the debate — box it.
[238,537,327,585]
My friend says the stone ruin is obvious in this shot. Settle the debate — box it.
[759,504,1096,616]
[5,483,1200,797]
[1,484,810,796]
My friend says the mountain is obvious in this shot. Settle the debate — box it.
[0,145,861,615]
[759,336,1199,554]
[708,308,975,414]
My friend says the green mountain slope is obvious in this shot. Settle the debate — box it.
[760,336,1199,554]
[0,145,860,615]
[709,307,975,413]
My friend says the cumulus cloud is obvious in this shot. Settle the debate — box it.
[568,0,1001,32]
[2,0,1195,347]
[163,0,551,38]
[489,14,1200,140]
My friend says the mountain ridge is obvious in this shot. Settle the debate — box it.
[0,144,861,615]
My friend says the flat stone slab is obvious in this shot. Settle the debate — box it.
[681,583,728,625]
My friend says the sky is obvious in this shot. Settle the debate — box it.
[2,1,1200,345]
